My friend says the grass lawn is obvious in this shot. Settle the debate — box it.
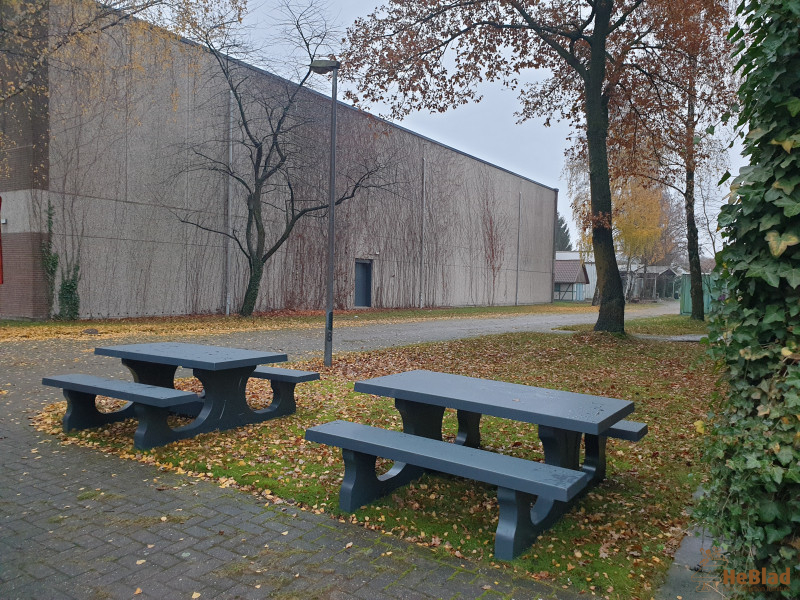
[33,330,718,600]
[558,314,709,336]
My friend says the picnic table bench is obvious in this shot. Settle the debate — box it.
[250,367,320,418]
[42,374,201,450]
[306,369,647,559]
[43,343,319,450]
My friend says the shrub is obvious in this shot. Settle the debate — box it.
[699,2,800,599]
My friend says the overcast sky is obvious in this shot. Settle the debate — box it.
[244,1,745,250]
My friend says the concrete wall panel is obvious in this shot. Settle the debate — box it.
[3,14,557,319]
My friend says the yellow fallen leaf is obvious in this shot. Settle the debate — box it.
[134,589,142,595]
[160,516,167,522]
[345,542,353,549]
[694,420,705,434]
[574,550,582,558]
[136,559,146,565]
[192,593,201,599]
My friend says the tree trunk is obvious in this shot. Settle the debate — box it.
[239,258,264,317]
[685,57,704,321]
[586,2,625,332]
[685,178,704,320]
[239,189,267,317]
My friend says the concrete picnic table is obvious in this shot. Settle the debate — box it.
[95,342,288,434]
[352,369,643,537]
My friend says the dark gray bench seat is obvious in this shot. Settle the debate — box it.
[305,420,590,560]
[248,367,320,417]
[605,420,648,441]
[42,374,199,450]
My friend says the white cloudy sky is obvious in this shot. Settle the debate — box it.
[243,1,745,249]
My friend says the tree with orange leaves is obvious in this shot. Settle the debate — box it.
[604,0,736,319]
[342,0,719,332]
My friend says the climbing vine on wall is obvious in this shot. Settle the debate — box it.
[698,2,800,598]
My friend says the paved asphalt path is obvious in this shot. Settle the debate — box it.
[0,302,679,600]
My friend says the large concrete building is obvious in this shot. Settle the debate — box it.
[0,5,557,319]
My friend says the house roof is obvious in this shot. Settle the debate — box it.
[554,260,590,284]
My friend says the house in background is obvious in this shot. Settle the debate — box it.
[555,251,594,301]
[620,263,678,302]
[553,258,590,301]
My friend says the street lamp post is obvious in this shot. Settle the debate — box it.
[310,59,340,367]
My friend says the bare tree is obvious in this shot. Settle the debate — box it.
[178,3,395,316]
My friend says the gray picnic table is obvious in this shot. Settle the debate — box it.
[353,369,637,480]
[43,342,323,450]
[314,369,647,557]
[94,342,287,438]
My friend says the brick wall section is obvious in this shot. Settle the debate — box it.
[0,232,49,319]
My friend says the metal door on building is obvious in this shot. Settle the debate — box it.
[354,260,372,307]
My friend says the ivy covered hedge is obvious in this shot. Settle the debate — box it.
[699,1,800,599]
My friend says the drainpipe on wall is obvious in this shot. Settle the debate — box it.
[224,88,233,315]
[515,191,521,305]
[418,155,426,308]
[552,189,559,302]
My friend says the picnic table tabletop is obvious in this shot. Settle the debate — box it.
[354,369,634,435]
[95,342,287,371]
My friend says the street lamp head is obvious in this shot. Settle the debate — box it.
[310,59,341,74]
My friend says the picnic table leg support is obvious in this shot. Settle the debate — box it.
[538,425,581,470]
[455,410,482,448]
[256,381,296,418]
[192,366,255,428]
[132,404,178,450]
[121,359,179,388]
[62,390,135,432]
[122,359,202,417]
[496,487,548,560]
[395,399,445,441]
[582,434,607,485]
[340,448,425,512]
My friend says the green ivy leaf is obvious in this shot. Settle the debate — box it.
[778,264,800,288]
[774,195,800,217]
[773,175,800,194]
[764,305,786,323]
[785,96,800,117]
[771,466,784,484]
[759,213,783,231]
[776,445,795,465]
[758,499,781,522]
[745,454,762,469]
[765,523,791,544]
